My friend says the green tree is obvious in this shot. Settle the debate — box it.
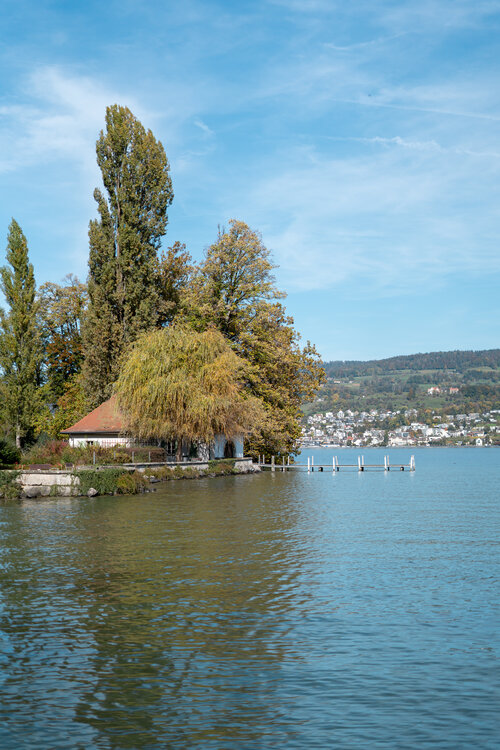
[0,220,42,447]
[39,274,88,399]
[35,373,88,439]
[82,104,174,406]
[115,325,263,460]
[157,241,192,326]
[185,220,324,456]
[186,220,284,339]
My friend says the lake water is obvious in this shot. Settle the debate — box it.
[0,447,498,749]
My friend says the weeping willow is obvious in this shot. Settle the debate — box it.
[115,325,263,452]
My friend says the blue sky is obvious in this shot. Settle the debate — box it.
[1,0,499,361]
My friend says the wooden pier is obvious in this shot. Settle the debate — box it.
[258,455,415,472]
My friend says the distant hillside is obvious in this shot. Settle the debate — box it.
[305,349,500,417]
[324,349,500,378]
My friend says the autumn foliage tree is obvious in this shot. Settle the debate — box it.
[115,325,263,459]
[184,220,325,456]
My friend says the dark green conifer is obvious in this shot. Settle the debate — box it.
[0,220,42,447]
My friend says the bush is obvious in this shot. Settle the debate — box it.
[208,459,236,475]
[75,468,127,495]
[116,471,149,494]
[0,438,20,467]
[22,439,67,466]
[0,470,21,500]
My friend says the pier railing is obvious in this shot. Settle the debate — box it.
[258,455,415,472]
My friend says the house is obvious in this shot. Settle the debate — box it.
[62,396,243,459]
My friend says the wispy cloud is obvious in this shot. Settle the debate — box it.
[232,138,500,295]
[0,66,148,174]
[193,118,215,137]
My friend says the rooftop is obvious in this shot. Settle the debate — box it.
[62,396,125,434]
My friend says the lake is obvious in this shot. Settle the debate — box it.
[0,447,498,748]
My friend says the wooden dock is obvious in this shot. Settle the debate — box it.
[258,455,415,472]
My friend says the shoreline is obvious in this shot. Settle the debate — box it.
[0,458,260,500]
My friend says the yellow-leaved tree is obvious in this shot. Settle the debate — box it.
[115,325,263,460]
[183,220,325,457]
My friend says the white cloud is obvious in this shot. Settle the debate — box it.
[0,66,149,174]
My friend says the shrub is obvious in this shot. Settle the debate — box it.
[208,459,236,475]
[0,470,21,500]
[22,439,67,466]
[116,471,149,494]
[75,468,127,496]
[0,438,20,467]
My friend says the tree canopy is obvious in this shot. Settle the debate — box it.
[0,220,42,447]
[39,274,87,399]
[0,108,325,457]
[82,104,174,407]
[184,220,325,455]
[115,325,263,457]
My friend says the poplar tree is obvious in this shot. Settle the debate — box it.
[82,104,174,406]
[0,220,42,448]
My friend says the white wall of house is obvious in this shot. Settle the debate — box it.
[211,434,244,459]
[68,434,133,448]
[67,432,245,457]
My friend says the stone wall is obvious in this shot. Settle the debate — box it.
[19,470,79,498]
[15,458,258,498]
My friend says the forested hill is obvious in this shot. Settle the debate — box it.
[324,349,500,378]
[305,348,500,418]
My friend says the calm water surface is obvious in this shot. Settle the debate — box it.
[0,447,498,749]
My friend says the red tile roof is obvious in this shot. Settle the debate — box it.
[61,395,125,434]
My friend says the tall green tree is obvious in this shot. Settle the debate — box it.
[82,104,174,406]
[0,220,42,447]
[186,220,284,339]
[39,274,88,399]
[157,241,193,327]
[185,220,324,456]
[115,325,263,460]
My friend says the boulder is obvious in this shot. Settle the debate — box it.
[23,486,42,498]
[87,488,98,497]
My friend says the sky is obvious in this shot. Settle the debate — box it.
[0,0,499,361]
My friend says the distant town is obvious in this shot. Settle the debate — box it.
[302,406,500,448]
[301,349,500,448]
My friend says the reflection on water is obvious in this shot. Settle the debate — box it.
[0,448,498,748]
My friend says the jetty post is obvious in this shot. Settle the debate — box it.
[311,455,314,472]
[271,455,275,472]
[307,456,310,472]
[282,456,285,472]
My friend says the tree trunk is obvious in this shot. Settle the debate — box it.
[176,440,183,462]
[15,425,21,450]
